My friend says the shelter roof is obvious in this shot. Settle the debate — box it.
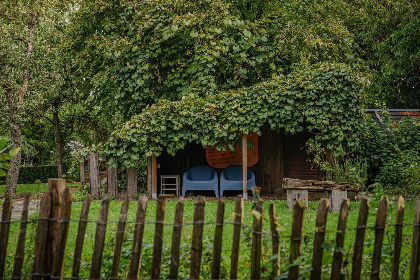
[364,109,420,124]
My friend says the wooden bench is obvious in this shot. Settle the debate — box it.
[283,178,360,211]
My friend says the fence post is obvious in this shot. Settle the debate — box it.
[190,196,206,280]
[110,197,130,279]
[370,196,389,280]
[311,198,330,280]
[152,195,166,279]
[409,199,420,280]
[251,200,263,280]
[331,199,350,280]
[169,197,185,279]
[129,195,148,279]
[127,167,137,200]
[89,151,101,199]
[72,194,91,279]
[0,197,12,278]
[12,193,31,279]
[90,197,110,280]
[211,198,225,279]
[80,158,85,186]
[351,197,370,280]
[107,161,118,197]
[52,187,73,278]
[230,195,244,280]
[288,199,306,280]
[270,203,280,279]
[391,196,405,280]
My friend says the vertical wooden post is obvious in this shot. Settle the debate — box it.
[89,151,101,199]
[371,196,389,280]
[72,194,91,279]
[251,200,263,280]
[331,199,350,280]
[410,199,420,280]
[351,197,370,280]
[190,196,206,280]
[110,197,129,279]
[288,199,306,280]
[242,135,248,200]
[129,195,148,279]
[0,197,12,278]
[107,162,118,197]
[391,196,405,280]
[152,196,166,279]
[147,156,152,197]
[80,159,85,186]
[230,195,244,280]
[169,197,185,279]
[310,198,330,280]
[211,198,225,279]
[270,203,280,279]
[12,193,31,279]
[127,167,137,200]
[152,155,157,199]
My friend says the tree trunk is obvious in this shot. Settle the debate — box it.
[53,109,63,178]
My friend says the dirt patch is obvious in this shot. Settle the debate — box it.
[0,194,42,221]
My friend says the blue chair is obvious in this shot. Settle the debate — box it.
[182,165,219,197]
[220,165,256,196]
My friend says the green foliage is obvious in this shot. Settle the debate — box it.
[0,139,20,178]
[324,158,368,187]
[17,165,58,184]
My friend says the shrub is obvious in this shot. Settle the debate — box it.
[17,165,58,184]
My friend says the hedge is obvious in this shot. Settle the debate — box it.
[17,165,59,184]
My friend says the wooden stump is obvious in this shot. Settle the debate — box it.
[329,190,347,212]
[127,167,137,200]
[287,189,308,210]
[89,151,101,199]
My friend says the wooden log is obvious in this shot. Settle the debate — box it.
[52,188,73,278]
[89,151,101,199]
[211,198,225,280]
[80,159,85,186]
[242,134,248,200]
[72,194,91,279]
[12,193,31,279]
[151,196,166,279]
[310,198,330,280]
[370,196,389,280]
[32,193,52,280]
[331,199,350,280]
[152,156,157,199]
[410,199,420,280]
[190,196,206,280]
[0,197,12,278]
[128,195,148,279]
[90,197,110,280]
[329,190,347,212]
[391,196,405,280]
[107,164,118,197]
[147,156,152,197]
[127,167,137,200]
[251,200,263,280]
[351,197,370,280]
[230,195,244,280]
[169,197,185,280]
[270,203,280,279]
[287,189,308,210]
[110,197,130,279]
[288,199,306,280]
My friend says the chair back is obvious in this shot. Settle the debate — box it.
[223,165,244,181]
[188,165,215,181]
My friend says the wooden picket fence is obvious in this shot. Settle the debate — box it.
[1,179,420,279]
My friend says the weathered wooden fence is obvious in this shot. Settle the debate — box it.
[1,179,420,279]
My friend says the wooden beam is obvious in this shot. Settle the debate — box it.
[147,156,152,196]
[242,135,248,200]
[152,155,157,199]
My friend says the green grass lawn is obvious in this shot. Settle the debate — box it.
[1,184,417,279]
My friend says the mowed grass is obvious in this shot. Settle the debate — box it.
[1,184,417,279]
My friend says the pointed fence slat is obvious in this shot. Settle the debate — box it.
[110,197,130,280]
[169,197,185,280]
[251,200,263,280]
[351,197,370,280]
[311,198,330,280]
[211,198,225,280]
[409,199,420,280]
[331,199,350,280]
[0,197,12,278]
[370,196,389,280]
[391,196,405,280]
[32,193,52,280]
[151,195,166,280]
[190,196,206,280]
[269,203,280,279]
[90,197,110,280]
[128,195,148,279]
[12,193,31,279]
[288,199,306,280]
[52,188,73,278]
[230,195,244,280]
[72,194,91,279]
